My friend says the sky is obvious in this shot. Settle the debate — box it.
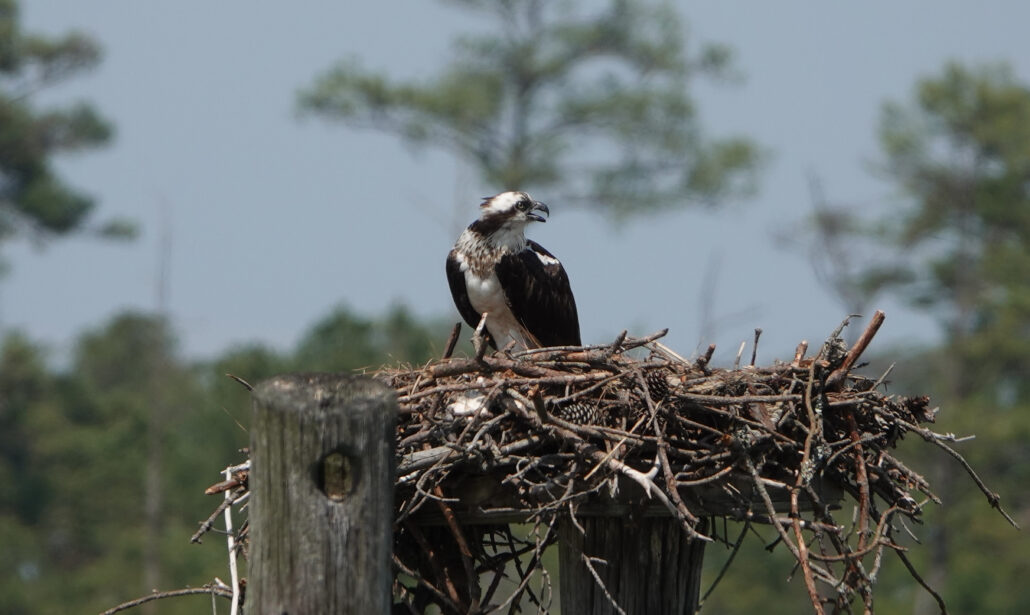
[8,1,1030,365]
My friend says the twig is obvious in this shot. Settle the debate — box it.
[887,411,1018,527]
[830,313,861,340]
[392,550,463,614]
[100,586,232,615]
[698,343,716,369]
[191,495,233,544]
[223,468,242,615]
[583,414,648,481]
[604,330,628,358]
[635,369,705,538]
[826,310,885,389]
[651,341,691,366]
[750,328,762,367]
[675,393,802,405]
[581,555,628,615]
[442,322,461,359]
[926,436,1019,529]
[846,411,872,551]
[732,511,840,533]
[473,312,490,361]
[791,354,827,611]
[792,340,809,366]
[895,549,949,614]
[225,373,253,391]
[745,457,829,613]
[513,329,668,359]
[733,341,746,369]
[867,361,896,393]
[698,521,749,610]
[403,521,466,612]
[491,517,559,613]
[432,485,481,612]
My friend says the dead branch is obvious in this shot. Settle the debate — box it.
[100,585,232,615]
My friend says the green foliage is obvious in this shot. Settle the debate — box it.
[772,62,1030,613]
[294,303,452,371]
[0,303,450,613]
[761,62,1030,614]
[0,332,50,524]
[697,523,811,614]
[0,314,230,614]
[784,188,909,320]
[876,62,1030,396]
[298,0,762,218]
[860,381,1030,614]
[0,0,133,268]
[205,342,293,433]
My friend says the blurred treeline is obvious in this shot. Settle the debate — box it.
[3,290,1028,614]
[2,1,1029,613]
[0,306,456,615]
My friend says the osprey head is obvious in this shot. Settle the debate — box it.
[479,191,549,225]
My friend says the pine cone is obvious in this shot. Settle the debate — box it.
[644,367,671,402]
[552,401,601,425]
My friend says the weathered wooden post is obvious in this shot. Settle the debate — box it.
[558,516,706,615]
[248,373,396,614]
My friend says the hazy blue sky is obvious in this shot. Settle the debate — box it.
[9,2,1030,363]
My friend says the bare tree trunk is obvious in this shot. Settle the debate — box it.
[142,393,164,614]
[142,207,173,612]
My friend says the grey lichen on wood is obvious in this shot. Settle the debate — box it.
[247,373,397,615]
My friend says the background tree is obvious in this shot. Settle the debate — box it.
[0,0,130,275]
[0,315,218,614]
[872,61,1030,615]
[0,304,448,613]
[298,0,761,219]
[766,62,1030,615]
[874,62,1030,394]
[774,174,899,345]
[293,304,454,372]
[0,333,54,615]
[703,61,1030,615]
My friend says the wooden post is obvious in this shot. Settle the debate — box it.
[559,517,706,615]
[247,373,396,615]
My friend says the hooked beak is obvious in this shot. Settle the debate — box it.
[527,201,549,223]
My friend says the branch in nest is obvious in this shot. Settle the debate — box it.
[187,314,1014,615]
[826,310,886,389]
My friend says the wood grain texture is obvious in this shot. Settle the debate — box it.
[248,373,396,615]
[559,517,706,615]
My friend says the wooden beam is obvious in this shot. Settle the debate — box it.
[559,517,706,615]
[247,373,397,614]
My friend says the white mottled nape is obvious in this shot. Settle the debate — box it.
[484,222,530,252]
[454,226,525,267]
[479,191,529,216]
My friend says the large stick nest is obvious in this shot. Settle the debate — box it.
[197,313,1013,615]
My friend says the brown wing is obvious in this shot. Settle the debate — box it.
[495,240,581,347]
[445,249,482,330]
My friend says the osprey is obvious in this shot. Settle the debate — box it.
[446,191,581,349]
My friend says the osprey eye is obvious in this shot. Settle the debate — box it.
[516,200,530,212]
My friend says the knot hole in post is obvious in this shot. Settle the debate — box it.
[316,447,359,501]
